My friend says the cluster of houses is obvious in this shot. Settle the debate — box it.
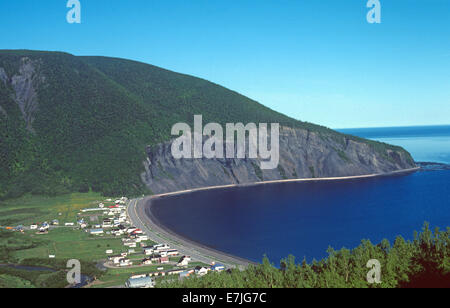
[178,263,226,280]
[141,243,179,265]
[23,197,130,236]
[84,198,130,236]
[124,262,226,288]
[109,240,182,268]
[30,221,53,234]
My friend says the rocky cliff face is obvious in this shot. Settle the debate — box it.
[0,57,42,131]
[141,126,416,194]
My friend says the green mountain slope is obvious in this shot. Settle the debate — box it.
[0,50,414,199]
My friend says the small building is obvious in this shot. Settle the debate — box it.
[142,258,152,265]
[119,258,132,267]
[211,263,225,272]
[125,275,155,288]
[177,256,190,267]
[159,256,169,264]
[124,242,137,248]
[195,266,209,276]
[137,235,148,241]
[109,255,123,264]
[131,229,143,235]
[89,228,104,235]
[166,249,179,257]
[144,247,154,255]
[102,219,112,228]
[150,256,161,262]
[125,276,155,288]
[153,244,170,251]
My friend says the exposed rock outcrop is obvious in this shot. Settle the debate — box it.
[0,67,7,85]
[142,126,416,194]
[5,57,42,131]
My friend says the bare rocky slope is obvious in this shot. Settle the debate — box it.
[142,127,416,194]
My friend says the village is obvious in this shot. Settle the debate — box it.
[5,196,225,288]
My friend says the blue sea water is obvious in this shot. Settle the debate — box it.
[150,126,450,263]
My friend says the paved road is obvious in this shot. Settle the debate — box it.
[127,197,253,270]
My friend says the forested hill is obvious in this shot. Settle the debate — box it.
[0,50,414,199]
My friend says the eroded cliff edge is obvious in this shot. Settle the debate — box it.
[142,126,416,194]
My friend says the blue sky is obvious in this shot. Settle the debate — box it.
[1,0,449,128]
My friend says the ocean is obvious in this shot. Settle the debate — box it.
[150,125,450,263]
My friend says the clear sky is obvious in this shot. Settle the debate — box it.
[1,0,449,128]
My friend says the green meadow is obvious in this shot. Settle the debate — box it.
[0,193,124,287]
[0,192,103,227]
[0,192,208,288]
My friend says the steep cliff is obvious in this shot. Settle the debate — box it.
[142,126,415,194]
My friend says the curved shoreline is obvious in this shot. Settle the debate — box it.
[129,167,420,268]
[129,197,255,268]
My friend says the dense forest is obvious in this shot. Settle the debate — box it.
[163,224,450,288]
[0,50,413,199]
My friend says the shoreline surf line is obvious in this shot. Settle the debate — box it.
[130,166,420,268]
[148,166,421,198]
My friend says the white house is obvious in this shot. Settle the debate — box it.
[89,228,104,235]
[153,244,170,251]
[119,259,132,267]
[195,266,209,276]
[177,256,190,267]
[166,249,179,257]
[137,235,148,241]
[144,248,154,255]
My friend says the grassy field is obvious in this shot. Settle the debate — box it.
[0,192,126,262]
[0,192,103,227]
[0,192,210,288]
[0,193,126,287]
[13,228,125,261]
